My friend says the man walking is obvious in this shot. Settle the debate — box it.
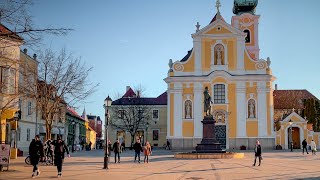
[113,139,121,163]
[52,135,70,178]
[253,140,262,166]
[29,135,44,178]
[302,139,309,155]
[133,139,143,163]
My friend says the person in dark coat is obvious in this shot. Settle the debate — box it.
[302,139,309,154]
[113,139,121,163]
[133,139,143,163]
[253,140,262,166]
[52,135,70,178]
[29,135,44,178]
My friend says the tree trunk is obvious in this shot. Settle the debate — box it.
[131,134,135,149]
[45,122,52,141]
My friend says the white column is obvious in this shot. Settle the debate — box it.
[193,37,202,75]
[236,81,246,137]
[193,82,203,138]
[167,89,171,138]
[236,38,245,71]
[173,83,183,137]
[257,82,267,137]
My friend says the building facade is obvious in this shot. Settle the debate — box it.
[87,114,102,141]
[274,89,320,150]
[109,86,167,148]
[165,1,275,150]
[65,107,86,148]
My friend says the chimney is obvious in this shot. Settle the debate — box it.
[33,54,37,60]
[137,90,140,98]
[23,48,27,54]
[275,84,278,90]
[126,86,130,92]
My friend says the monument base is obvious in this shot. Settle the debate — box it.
[195,116,225,153]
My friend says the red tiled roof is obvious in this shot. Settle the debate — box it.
[67,107,86,121]
[274,90,319,109]
[112,92,167,106]
[0,24,23,41]
[122,88,136,98]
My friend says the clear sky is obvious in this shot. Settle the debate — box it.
[29,0,320,118]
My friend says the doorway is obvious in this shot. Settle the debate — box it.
[288,127,300,149]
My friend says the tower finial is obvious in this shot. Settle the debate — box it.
[215,0,221,14]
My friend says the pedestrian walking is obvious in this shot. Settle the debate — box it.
[143,141,152,163]
[52,135,70,178]
[133,139,143,163]
[311,139,317,155]
[165,139,171,150]
[113,139,121,163]
[29,135,44,178]
[253,140,262,166]
[302,139,309,155]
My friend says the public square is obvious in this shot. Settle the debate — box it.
[1,149,320,180]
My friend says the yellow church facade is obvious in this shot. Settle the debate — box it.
[165,2,276,150]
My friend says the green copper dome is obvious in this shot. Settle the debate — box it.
[233,0,258,15]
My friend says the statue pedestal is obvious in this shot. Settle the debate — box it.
[195,116,225,153]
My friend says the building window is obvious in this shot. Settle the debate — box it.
[118,110,125,119]
[0,66,16,94]
[244,29,250,43]
[214,84,225,104]
[153,130,159,141]
[27,128,30,141]
[27,102,32,115]
[153,110,159,119]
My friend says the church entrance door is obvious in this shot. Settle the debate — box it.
[215,125,226,149]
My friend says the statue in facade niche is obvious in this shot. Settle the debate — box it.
[185,100,192,119]
[214,44,224,65]
[203,87,212,116]
[248,99,255,118]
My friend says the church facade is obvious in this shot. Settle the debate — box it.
[165,0,276,150]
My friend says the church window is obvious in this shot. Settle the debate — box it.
[244,29,250,43]
[214,84,225,104]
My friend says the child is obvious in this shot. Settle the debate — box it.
[144,141,152,163]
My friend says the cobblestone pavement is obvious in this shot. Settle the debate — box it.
[1,149,320,180]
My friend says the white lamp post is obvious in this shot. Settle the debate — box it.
[103,95,112,169]
[289,119,293,152]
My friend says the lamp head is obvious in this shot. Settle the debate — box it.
[104,95,113,108]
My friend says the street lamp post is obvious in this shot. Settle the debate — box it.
[103,95,112,169]
[71,121,75,153]
[145,122,149,143]
[289,119,293,152]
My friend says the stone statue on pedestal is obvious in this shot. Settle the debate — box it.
[203,87,212,116]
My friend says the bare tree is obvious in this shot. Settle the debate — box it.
[0,0,72,47]
[110,98,152,147]
[23,48,98,140]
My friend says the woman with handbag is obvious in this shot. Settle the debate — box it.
[143,141,152,163]
[253,140,262,166]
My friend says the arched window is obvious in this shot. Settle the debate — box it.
[214,84,225,104]
[248,99,256,118]
[243,29,250,43]
[185,100,192,119]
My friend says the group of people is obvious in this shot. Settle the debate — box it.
[253,139,318,167]
[29,135,70,178]
[302,139,317,155]
[108,139,152,164]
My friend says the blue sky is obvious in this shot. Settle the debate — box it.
[29,0,320,118]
